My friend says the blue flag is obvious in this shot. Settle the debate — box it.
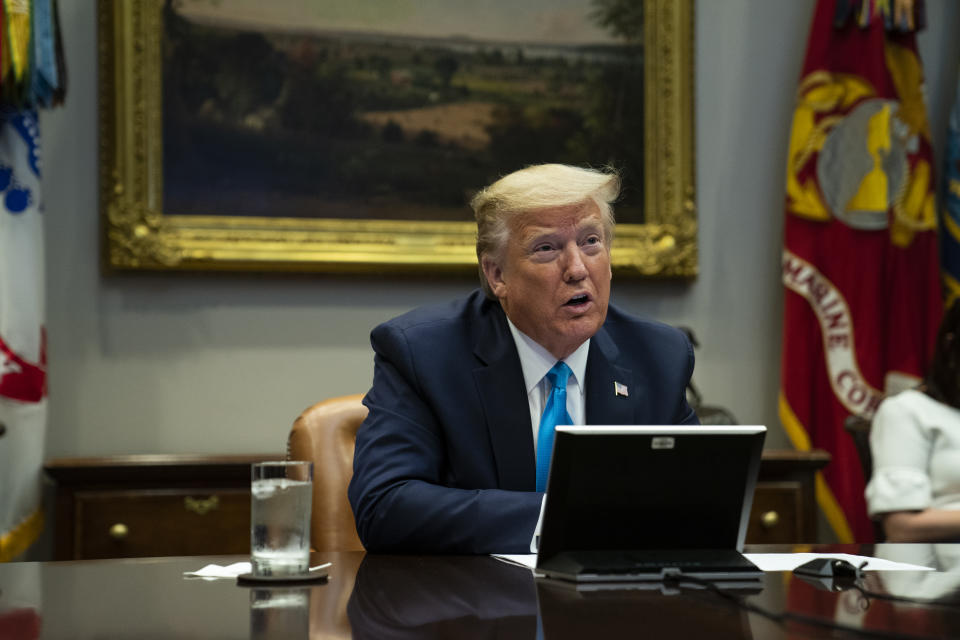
[942,70,960,307]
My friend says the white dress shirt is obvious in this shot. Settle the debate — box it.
[505,318,590,553]
[866,389,960,516]
[506,318,589,455]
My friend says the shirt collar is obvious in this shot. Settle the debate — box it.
[506,317,589,394]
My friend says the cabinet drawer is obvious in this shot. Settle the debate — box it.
[75,489,251,559]
[747,482,803,544]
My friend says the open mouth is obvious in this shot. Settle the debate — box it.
[565,294,590,306]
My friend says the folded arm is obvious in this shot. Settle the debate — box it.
[867,392,960,542]
[881,509,960,542]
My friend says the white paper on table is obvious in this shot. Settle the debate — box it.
[183,562,252,579]
[744,553,933,572]
[493,554,538,569]
[491,553,934,573]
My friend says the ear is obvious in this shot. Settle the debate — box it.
[481,254,506,298]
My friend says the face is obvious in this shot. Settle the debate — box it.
[482,201,612,360]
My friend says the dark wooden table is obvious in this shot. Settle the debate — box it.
[1,544,959,638]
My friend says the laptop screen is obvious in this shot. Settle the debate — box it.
[537,426,766,562]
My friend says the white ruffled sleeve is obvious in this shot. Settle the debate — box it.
[865,393,934,517]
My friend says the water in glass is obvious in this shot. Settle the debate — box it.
[250,476,312,575]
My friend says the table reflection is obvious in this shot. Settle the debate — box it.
[2,547,959,639]
[347,555,537,638]
[0,563,41,640]
[872,543,960,600]
[249,586,310,640]
[782,544,960,638]
[536,580,756,639]
[347,555,758,639]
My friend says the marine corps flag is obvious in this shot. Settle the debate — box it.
[781,0,941,542]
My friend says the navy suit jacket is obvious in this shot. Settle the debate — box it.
[347,290,698,554]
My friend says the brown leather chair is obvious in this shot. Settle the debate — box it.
[844,414,885,542]
[843,414,874,486]
[287,393,367,551]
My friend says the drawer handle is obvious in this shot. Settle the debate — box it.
[761,510,780,529]
[184,495,220,516]
[109,523,129,540]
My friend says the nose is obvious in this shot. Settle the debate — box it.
[562,243,588,282]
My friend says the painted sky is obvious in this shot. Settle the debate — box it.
[176,0,618,45]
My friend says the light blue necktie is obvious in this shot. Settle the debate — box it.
[535,361,572,492]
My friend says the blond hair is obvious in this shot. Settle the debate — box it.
[470,164,620,298]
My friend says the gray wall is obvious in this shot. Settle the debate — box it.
[40,1,960,458]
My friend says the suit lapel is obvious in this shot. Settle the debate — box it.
[585,327,638,425]
[472,302,535,490]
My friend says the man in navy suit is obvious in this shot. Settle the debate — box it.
[348,164,698,554]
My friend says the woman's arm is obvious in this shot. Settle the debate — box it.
[882,509,960,542]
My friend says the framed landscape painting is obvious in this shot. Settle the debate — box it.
[100,0,695,276]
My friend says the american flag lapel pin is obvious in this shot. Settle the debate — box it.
[614,381,629,397]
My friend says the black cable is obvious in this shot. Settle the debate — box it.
[808,560,960,611]
[662,574,947,640]
[854,584,960,611]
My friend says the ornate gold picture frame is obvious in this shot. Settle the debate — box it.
[99,0,695,276]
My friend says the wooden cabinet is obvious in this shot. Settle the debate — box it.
[44,454,283,560]
[45,450,830,559]
[71,489,253,559]
[747,450,831,544]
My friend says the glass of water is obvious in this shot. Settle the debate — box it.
[250,461,313,577]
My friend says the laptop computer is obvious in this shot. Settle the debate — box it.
[535,425,766,586]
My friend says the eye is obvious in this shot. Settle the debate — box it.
[533,243,555,253]
[581,234,603,247]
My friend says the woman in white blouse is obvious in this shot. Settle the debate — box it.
[866,301,960,542]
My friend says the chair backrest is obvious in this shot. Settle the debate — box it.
[843,414,885,542]
[843,414,873,483]
[287,393,367,551]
